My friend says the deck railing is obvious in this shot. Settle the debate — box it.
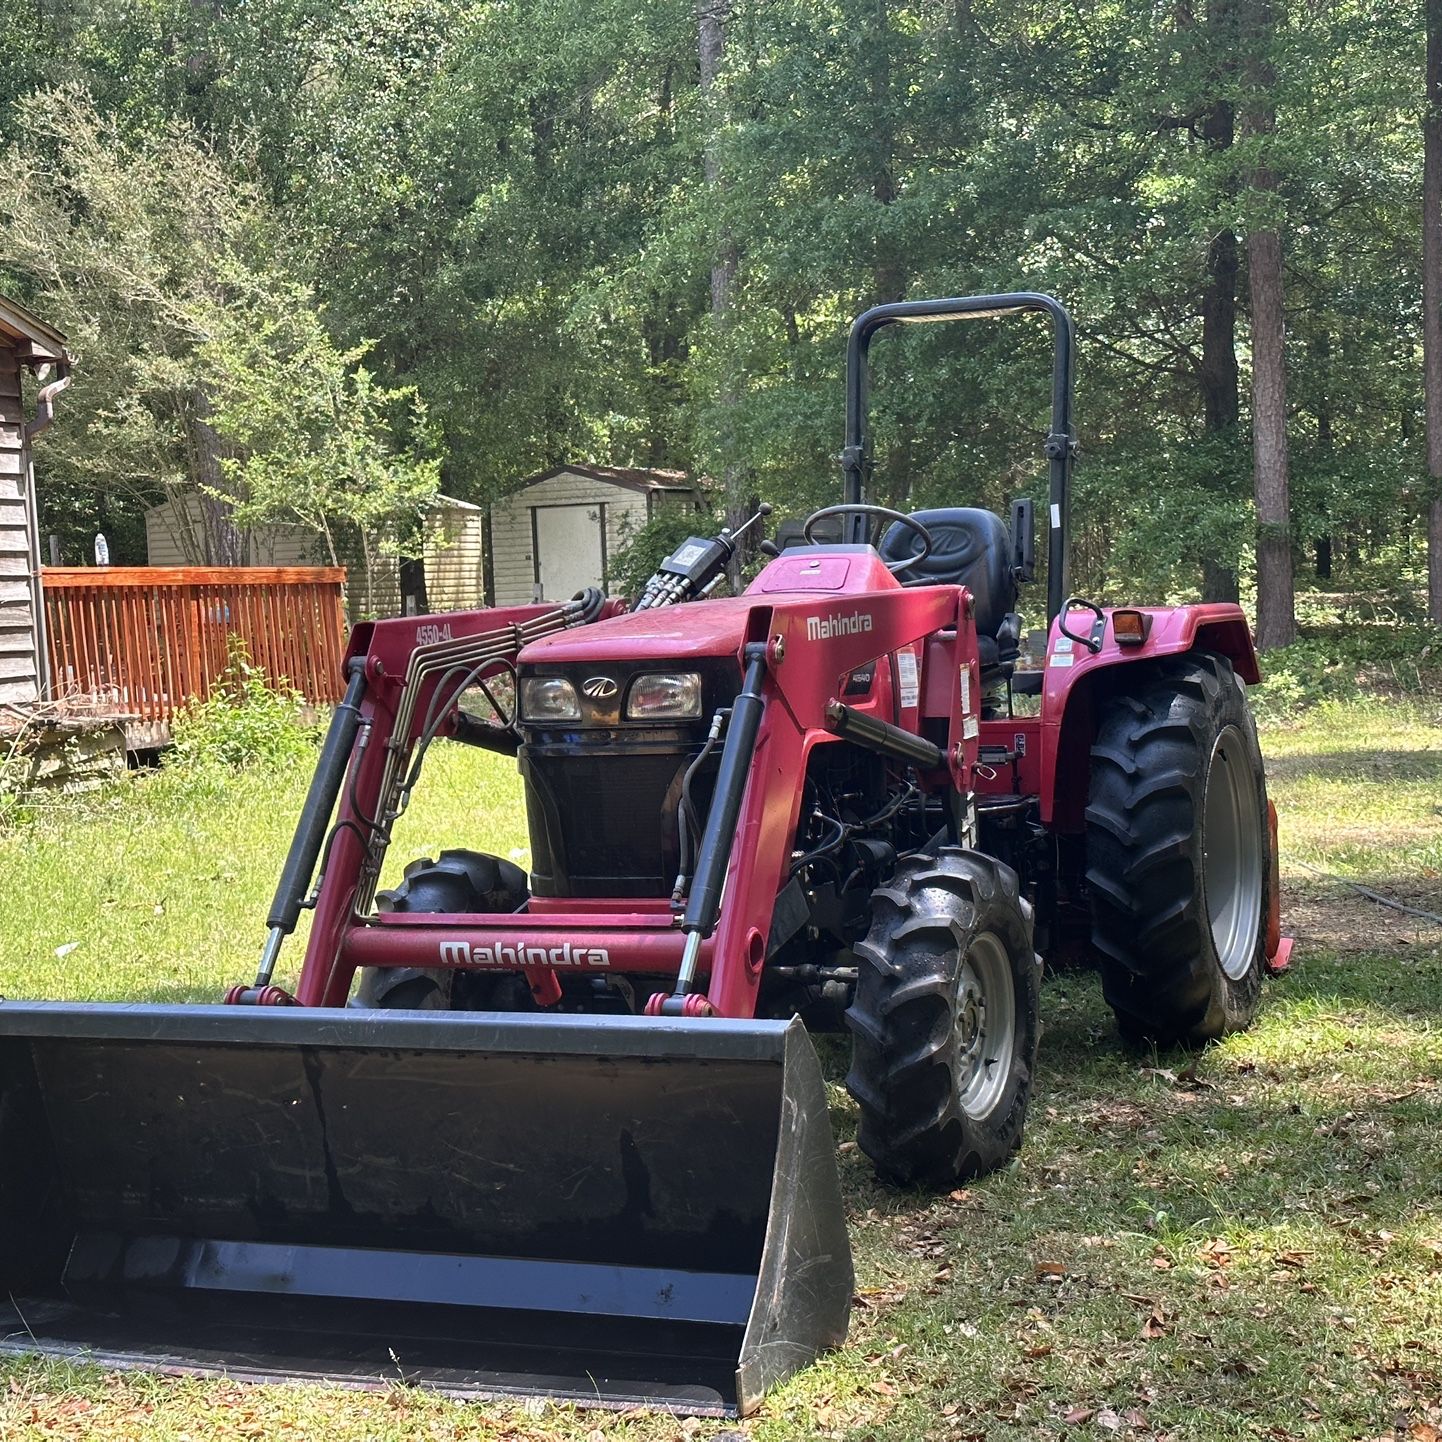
[42,566,350,723]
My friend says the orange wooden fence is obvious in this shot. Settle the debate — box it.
[42,566,350,722]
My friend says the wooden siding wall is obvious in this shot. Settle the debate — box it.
[145,495,318,569]
[0,347,39,705]
[146,494,486,619]
[490,471,693,605]
[44,566,349,722]
[422,506,486,611]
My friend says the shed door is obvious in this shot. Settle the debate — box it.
[534,504,604,601]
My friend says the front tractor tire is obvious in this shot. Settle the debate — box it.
[845,849,1041,1189]
[353,849,529,1010]
[1086,653,1271,1046]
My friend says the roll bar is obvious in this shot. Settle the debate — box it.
[841,292,1077,622]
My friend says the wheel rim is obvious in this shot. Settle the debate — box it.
[1203,727,1264,981]
[954,932,1016,1120]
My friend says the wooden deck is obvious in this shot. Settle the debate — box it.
[42,567,349,739]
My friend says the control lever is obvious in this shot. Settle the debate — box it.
[633,503,773,611]
[723,502,773,548]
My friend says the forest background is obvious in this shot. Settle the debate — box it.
[1,0,1438,652]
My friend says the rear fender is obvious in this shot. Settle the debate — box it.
[1038,604,1258,829]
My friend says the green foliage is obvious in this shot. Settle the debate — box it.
[1251,616,1442,724]
[0,747,36,831]
[606,506,712,599]
[169,640,321,772]
[0,0,1433,618]
[0,85,438,565]
[202,280,441,570]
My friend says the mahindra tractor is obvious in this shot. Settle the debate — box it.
[0,294,1286,1416]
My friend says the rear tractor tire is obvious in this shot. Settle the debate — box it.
[1086,653,1270,1046]
[845,849,1041,1188]
[353,849,529,1010]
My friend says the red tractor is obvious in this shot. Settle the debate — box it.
[0,294,1284,1416]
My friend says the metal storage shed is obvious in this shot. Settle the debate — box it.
[488,464,699,605]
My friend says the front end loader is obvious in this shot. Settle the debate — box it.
[0,293,1285,1416]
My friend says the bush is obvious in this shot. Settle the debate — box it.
[1251,620,1441,726]
[169,639,322,771]
[607,508,712,600]
[0,754,35,830]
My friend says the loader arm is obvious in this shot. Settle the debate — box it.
[324,575,980,1020]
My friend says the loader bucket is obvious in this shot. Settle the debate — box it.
[0,1004,852,1416]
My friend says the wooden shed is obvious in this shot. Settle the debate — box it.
[488,464,700,605]
[145,493,487,620]
[0,296,71,706]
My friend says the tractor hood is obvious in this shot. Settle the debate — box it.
[520,548,903,667]
[519,596,756,666]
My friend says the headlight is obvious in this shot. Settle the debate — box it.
[520,676,580,721]
[626,671,703,720]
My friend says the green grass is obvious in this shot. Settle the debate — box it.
[0,744,530,1003]
[3,699,1441,1440]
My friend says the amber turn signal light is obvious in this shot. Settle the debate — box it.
[1111,608,1151,645]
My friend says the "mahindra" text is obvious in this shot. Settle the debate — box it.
[438,939,611,968]
[806,610,874,641]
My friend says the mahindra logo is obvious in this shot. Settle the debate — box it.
[806,610,874,641]
[582,676,618,700]
[439,940,611,968]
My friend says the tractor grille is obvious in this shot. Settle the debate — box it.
[521,739,703,898]
[517,658,733,899]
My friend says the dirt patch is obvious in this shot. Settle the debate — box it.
[1281,879,1442,954]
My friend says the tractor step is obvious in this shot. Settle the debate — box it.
[0,1004,852,1416]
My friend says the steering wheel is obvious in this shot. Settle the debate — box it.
[801,504,934,577]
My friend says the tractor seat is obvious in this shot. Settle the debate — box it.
[879,507,1022,670]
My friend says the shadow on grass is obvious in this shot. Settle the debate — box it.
[817,953,1441,1232]
[1267,748,1442,782]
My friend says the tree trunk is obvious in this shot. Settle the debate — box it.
[1198,0,1241,604]
[1249,227,1294,647]
[868,0,910,510]
[1199,223,1240,436]
[698,0,736,320]
[1244,0,1295,649]
[190,388,245,566]
[643,305,686,467]
[699,0,749,580]
[1312,336,1333,581]
[1426,0,1442,622]
[642,65,685,469]
[870,0,902,308]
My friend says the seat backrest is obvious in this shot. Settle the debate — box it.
[879,507,1017,637]
[774,516,843,550]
